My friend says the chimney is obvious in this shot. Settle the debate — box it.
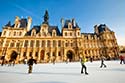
[60,18,64,28]
[72,18,76,27]
[27,16,32,31]
[14,16,20,28]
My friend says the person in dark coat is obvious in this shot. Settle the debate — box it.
[100,56,106,68]
[27,56,37,74]
[80,56,88,75]
[1,55,5,66]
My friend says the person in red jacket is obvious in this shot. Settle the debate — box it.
[119,55,125,64]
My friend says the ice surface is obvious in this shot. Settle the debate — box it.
[0,61,125,83]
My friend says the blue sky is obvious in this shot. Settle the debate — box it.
[0,0,125,45]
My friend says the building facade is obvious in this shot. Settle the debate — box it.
[0,11,119,63]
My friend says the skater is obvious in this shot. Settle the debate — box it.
[27,56,37,74]
[119,55,125,64]
[1,55,5,66]
[80,56,88,75]
[100,56,106,68]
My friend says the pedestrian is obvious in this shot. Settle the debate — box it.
[90,56,93,63]
[80,56,88,75]
[52,56,56,64]
[100,56,106,68]
[119,55,125,64]
[27,56,37,74]
[1,55,5,66]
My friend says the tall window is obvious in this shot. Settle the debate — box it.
[23,52,26,57]
[32,31,36,36]
[42,40,45,47]
[19,32,22,36]
[5,40,9,47]
[47,40,51,47]
[30,40,34,47]
[58,51,61,56]
[71,43,73,47]
[14,32,16,36]
[10,42,14,47]
[29,52,32,57]
[24,40,28,47]
[65,32,67,36]
[3,31,6,35]
[53,40,56,47]
[36,40,39,47]
[35,52,38,57]
[53,31,56,36]
[58,40,61,47]
[78,32,80,36]
[70,32,72,36]
[16,42,20,47]
[53,52,55,56]
[65,42,68,47]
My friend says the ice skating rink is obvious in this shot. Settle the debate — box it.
[0,61,125,83]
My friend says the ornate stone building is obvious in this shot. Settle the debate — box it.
[0,11,119,63]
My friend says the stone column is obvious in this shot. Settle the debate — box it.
[56,47,58,62]
[38,48,41,63]
[56,40,58,61]
[50,48,53,63]
[44,48,47,62]
[26,40,30,59]
[32,40,36,58]
[64,48,67,61]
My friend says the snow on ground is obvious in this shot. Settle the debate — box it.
[0,60,125,83]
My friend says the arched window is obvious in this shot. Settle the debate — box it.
[32,29,36,36]
[10,41,14,47]
[14,32,16,36]
[68,23,72,29]
[19,32,22,36]
[70,32,72,36]
[3,31,6,35]
[78,32,80,36]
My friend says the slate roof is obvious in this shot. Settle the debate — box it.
[98,24,111,33]
[0,32,2,36]
[25,25,61,36]
[5,18,28,28]
[48,26,61,36]
[64,19,79,28]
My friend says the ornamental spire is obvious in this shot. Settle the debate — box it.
[43,10,49,24]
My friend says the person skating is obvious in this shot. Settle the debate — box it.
[27,56,37,74]
[119,55,125,64]
[80,56,88,75]
[100,56,106,68]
